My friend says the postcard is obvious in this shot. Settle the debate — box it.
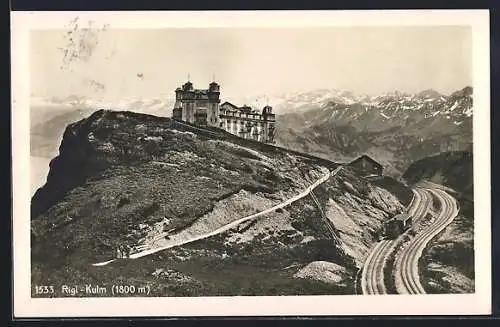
[11,9,491,317]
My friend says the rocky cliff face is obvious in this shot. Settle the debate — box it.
[31,109,406,296]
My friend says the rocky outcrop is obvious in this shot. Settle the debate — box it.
[32,110,112,217]
[294,261,349,285]
[402,151,473,199]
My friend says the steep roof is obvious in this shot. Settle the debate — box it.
[240,105,252,113]
[221,101,239,109]
[348,154,383,168]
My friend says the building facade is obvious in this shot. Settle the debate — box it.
[172,80,276,143]
[172,80,221,127]
[347,155,384,176]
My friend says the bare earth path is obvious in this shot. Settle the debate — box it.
[92,166,342,267]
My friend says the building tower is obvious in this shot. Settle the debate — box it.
[171,79,275,144]
[181,80,195,123]
[172,87,184,120]
[171,78,221,126]
[207,80,221,127]
[262,105,276,143]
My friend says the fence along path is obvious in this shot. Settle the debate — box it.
[171,119,340,170]
[92,166,342,267]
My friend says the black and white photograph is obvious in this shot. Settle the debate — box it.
[12,10,491,317]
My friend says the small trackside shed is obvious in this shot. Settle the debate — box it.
[347,155,383,176]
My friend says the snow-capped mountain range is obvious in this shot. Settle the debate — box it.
[30,86,473,178]
[31,85,473,124]
[272,86,473,138]
[272,86,472,118]
[273,86,473,177]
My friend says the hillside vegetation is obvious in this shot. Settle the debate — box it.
[31,110,405,296]
[402,151,473,200]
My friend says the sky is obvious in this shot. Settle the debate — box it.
[30,26,472,101]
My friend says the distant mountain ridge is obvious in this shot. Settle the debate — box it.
[31,95,174,116]
[276,86,472,123]
[30,86,473,179]
[31,86,472,126]
[234,86,471,116]
[274,86,473,177]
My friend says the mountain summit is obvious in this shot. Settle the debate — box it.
[416,89,444,100]
[31,109,407,296]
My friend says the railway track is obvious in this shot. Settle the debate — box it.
[393,188,433,294]
[395,188,459,294]
[360,188,431,295]
[360,239,392,294]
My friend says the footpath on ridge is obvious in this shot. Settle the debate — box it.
[92,165,343,267]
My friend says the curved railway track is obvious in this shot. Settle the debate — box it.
[360,239,392,294]
[361,188,433,295]
[395,188,459,294]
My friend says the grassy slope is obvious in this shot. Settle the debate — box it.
[32,168,403,297]
[366,176,414,207]
[31,109,405,296]
[31,110,327,262]
[33,194,357,297]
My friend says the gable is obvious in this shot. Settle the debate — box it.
[221,102,238,109]
[349,155,382,169]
